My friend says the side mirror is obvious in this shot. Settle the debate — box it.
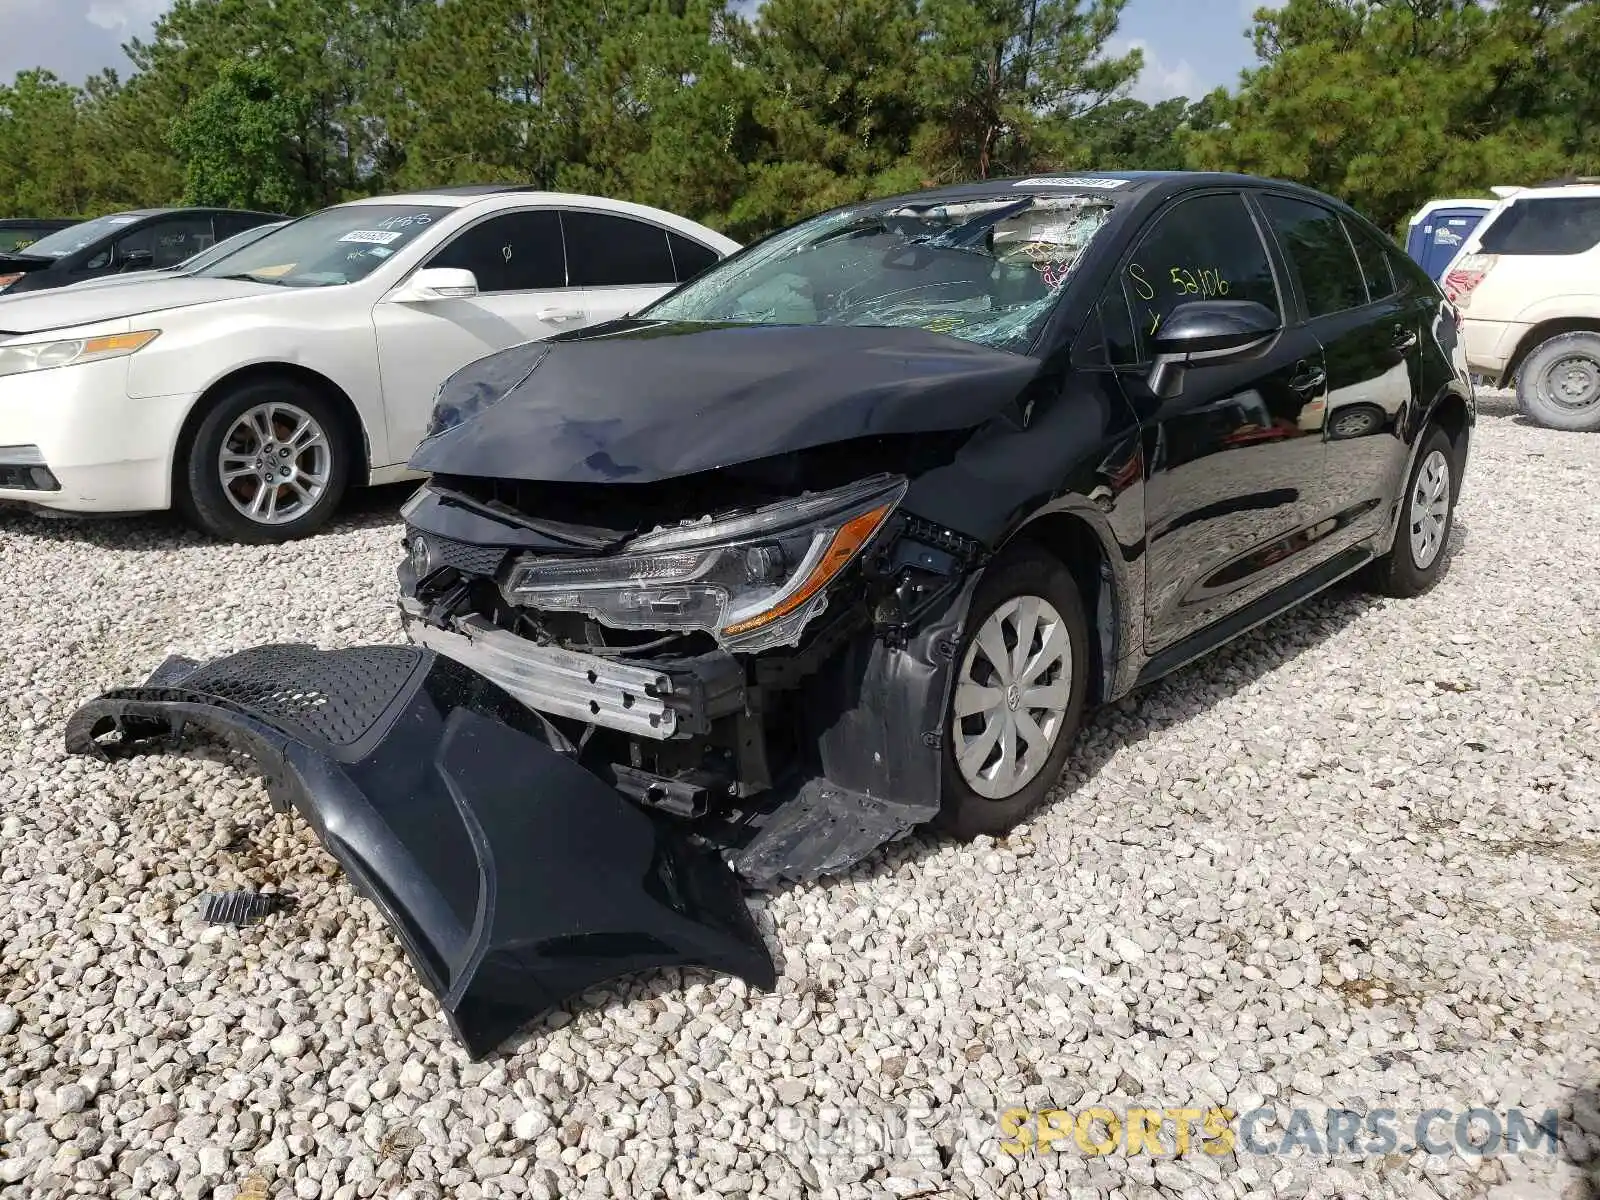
[389,267,479,303]
[1146,299,1281,399]
[119,250,154,272]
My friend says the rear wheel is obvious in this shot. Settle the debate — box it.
[1366,424,1458,598]
[1515,330,1600,432]
[178,378,352,543]
[936,546,1089,840]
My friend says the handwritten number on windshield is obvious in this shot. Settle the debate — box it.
[1169,266,1230,297]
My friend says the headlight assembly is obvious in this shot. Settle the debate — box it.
[506,474,908,652]
[0,329,160,380]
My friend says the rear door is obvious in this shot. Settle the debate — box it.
[561,209,713,323]
[1255,194,1414,551]
[1107,190,1331,652]
[373,207,578,463]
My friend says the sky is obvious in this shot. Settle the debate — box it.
[0,0,1261,104]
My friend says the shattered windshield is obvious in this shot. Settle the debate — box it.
[195,204,447,287]
[645,194,1115,352]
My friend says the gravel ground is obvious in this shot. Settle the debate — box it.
[1,393,1596,1200]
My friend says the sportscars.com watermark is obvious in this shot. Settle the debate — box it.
[750,1101,1565,1164]
[997,1106,1563,1158]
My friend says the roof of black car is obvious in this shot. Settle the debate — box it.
[875,171,1342,213]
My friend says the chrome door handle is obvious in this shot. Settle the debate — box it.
[536,306,583,322]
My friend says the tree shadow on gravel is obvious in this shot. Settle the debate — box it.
[820,520,1473,891]
[0,481,417,552]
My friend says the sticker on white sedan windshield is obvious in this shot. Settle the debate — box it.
[339,229,403,245]
[1013,176,1129,189]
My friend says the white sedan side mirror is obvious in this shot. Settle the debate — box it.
[390,267,479,302]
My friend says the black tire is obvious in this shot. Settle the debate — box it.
[1366,424,1459,598]
[1514,330,1600,432]
[177,378,352,544]
[935,545,1091,840]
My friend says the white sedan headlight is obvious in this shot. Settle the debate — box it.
[506,474,908,652]
[0,330,160,380]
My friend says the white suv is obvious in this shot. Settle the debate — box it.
[1442,181,1600,431]
[0,187,738,540]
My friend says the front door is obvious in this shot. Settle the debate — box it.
[1106,191,1332,652]
[372,209,583,465]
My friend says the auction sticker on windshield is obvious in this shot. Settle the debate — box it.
[339,230,403,246]
[1013,176,1129,189]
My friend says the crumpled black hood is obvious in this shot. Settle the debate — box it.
[408,321,1042,483]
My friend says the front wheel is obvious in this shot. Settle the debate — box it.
[936,546,1090,840]
[178,379,352,544]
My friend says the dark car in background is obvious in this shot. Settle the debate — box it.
[0,218,79,256]
[0,207,285,297]
[71,171,1475,1055]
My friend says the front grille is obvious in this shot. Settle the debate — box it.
[432,537,507,577]
[405,525,507,578]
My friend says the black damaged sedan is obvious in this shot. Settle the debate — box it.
[72,172,1473,1055]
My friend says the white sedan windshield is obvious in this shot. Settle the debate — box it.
[196,205,448,287]
[647,194,1114,351]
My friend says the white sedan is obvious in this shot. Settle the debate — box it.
[0,187,738,541]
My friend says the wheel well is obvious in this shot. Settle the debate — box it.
[172,364,372,499]
[1429,390,1471,459]
[1008,512,1116,703]
[1502,318,1600,386]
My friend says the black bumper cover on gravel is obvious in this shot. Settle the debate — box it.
[64,645,775,1058]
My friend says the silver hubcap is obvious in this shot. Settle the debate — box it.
[953,595,1072,799]
[219,402,331,525]
[1542,354,1600,410]
[1408,449,1450,570]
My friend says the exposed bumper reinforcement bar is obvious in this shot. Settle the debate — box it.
[65,644,775,1058]
[401,608,681,739]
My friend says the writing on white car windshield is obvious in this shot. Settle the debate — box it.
[645,193,1115,352]
[196,206,448,287]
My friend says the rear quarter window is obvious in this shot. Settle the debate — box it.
[1478,197,1600,255]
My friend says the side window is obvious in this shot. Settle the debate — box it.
[214,213,265,240]
[118,216,217,269]
[667,231,720,283]
[429,211,566,292]
[1477,197,1600,255]
[1260,195,1368,317]
[1118,192,1280,360]
[564,211,676,287]
[1343,217,1396,301]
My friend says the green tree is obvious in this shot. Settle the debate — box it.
[914,0,1142,181]
[1186,0,1596,230]
[127,0,430,206]
[722,0,926,236]
[1062,94,1221,171]
[0,71,89,216]
[168,61,304,211]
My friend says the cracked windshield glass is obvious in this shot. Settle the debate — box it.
[647,194,1114,352]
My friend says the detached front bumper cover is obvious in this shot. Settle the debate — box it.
[65,644,775,1058]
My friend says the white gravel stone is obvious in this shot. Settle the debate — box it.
[0,402,1595,1199]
